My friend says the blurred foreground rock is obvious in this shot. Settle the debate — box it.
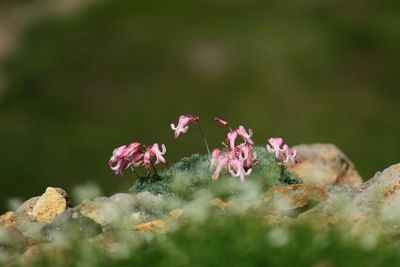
[0,212,16,229]
[263,184,327,213]
[287,144,363,188]
[300,164,400,233]
[75,192,161,227]
[2,144,400,264]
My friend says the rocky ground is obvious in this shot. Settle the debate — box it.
[1,143,400,266]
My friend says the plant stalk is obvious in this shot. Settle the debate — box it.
[195,121,211,155]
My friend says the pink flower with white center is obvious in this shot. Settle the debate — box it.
[236,126,254,145]
[283,145,299,164]
[171,115,196,139]
[143,143,167,169]
[227,131,238,149]
[228,158,252,183]
[238,143,257,169]
[120,142,140,158]
[266,137,284,159]
[109,142,144,176]
[109,145,127,176]
[214,117,229,127]
[210,148,222,171]
[211,156,229,181]
[125,151,144,169]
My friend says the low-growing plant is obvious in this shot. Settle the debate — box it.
[107,115,301,198]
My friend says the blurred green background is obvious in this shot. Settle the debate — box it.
[0,0,399,212]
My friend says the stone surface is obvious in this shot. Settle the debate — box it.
[15,197,40,225]
[41,208,102,241]
[76,193,137,227]
[135,220,166,233]
[0,212,16,229]
[133,191,164,213]
[301,163,400,227]
[287,144,363,188]
[353,163,400,217]
[263,184,309,211]
[32,187,69,224]
[263,184,328,215]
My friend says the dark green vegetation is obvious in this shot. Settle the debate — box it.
[1,0,400,213]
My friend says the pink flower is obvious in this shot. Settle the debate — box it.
[171,115,198,139]
[123,142,144,168]
[109,142,144,176]
[228,158,252,183]
[211,155,229,181]
[210,148,222,171]
[283,145,299,164]
[227,131,238,149]
[266,137,284,159]
[143,143,167,169]
[237,143,257,169]
[267,138,299,164]
[214,117,229,126]
[210,121,258,182]
[236,126,254,145]
[109,145,127,175]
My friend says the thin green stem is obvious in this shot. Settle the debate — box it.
[196,121,211,155]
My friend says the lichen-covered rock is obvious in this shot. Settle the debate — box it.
[15,197,40,225]
[0,212,16,229]
[263,184,309,211]
[353,163,400,218]
[0,224,32,257]
[133,191,164,214]
[41,208,102,241]
[287,144,362,188]
[300,163,400,228]
[135,220,166,233]
[76,193,137,227]
[32,187,70,224]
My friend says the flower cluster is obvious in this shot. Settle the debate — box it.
[210,119,257,182]
[266,137,299,164]
[109,142,166,176]
[109,114,299,181]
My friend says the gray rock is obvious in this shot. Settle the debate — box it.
[109,193,136,211]
[301,163,400,225]
[15,197,40,228]
[76,195,134,227]
[353,163,400,217]
[75,192,164,227]
[133,191,164,213]
[41,208,102,241]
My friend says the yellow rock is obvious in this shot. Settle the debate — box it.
[0,211,16,228]
[32,187,67,224]
[136,220,166,233]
